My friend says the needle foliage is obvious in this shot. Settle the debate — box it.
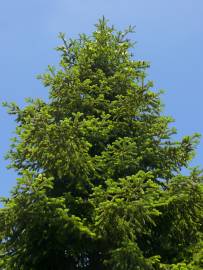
[1,18,202,270]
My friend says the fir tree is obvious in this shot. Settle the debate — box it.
[0,18,202,269]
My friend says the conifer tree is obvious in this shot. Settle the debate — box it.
[0,18,202,269]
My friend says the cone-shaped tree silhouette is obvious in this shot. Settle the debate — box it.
[0,18,202,270]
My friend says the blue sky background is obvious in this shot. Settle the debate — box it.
[1,0,203,196]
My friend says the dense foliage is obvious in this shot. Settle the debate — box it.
[1,18,202,269]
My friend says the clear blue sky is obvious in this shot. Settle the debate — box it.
[1,0,203,196]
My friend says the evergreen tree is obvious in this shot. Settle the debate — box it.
[0,18,202,269]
